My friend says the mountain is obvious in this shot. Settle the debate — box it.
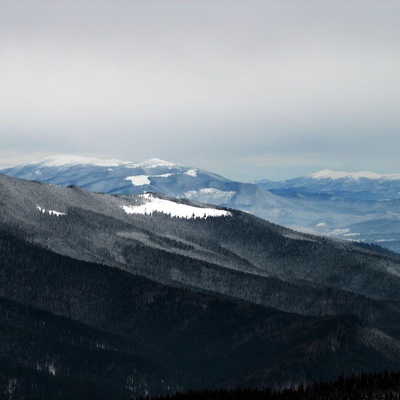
[1,155,290,224]
[1,173,400,397]
[261,169,400,199]
[2,156,400,253]
[2,230,398,399]
[258,169,400,253]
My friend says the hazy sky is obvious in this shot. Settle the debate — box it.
[1,1,399,181]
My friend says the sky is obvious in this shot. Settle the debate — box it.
[1,0,399,181]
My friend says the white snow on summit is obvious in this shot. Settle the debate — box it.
[121,194,232,219]
[32,155,130,168]
[20,155,179,170]
[128,158,177,169]
[309,169,400,181]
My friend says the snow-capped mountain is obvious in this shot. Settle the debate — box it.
[309,169,400,181]
[257,169,400,253]
[19,154,133,168]
[260,169,400,199]
[0,155,289,222]
[2,156,400,253]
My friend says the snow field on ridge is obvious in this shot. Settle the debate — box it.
[121,194,232,219]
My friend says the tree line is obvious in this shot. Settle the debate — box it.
[139,371,400,400]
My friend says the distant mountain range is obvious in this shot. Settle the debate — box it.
[1,172,400,397]
[2,155,400,253]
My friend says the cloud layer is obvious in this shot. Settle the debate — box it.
[1,1,399,180]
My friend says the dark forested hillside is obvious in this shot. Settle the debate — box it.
[1,173,400,324]
[1,174,400,398]
[1,229,400,398]
[142,371,400,400]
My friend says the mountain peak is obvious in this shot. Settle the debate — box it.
[310,169,381,180]
[129,158,178,169]
[19,155,179,170]
[31,155,130,168]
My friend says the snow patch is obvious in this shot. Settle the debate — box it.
[185,169,198,177]
[125,173,173,186]
[37,206,66,217]
[121,194,232,219]
[128,158,177,169]
[125,175,151,186]
[310,169,400,181]
[33,155,130,168]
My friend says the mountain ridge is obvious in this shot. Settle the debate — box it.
[1,172,400,397]
[3,229,398,397]
[308,169,400,181]
[5,154,400,182]
[2,155,400,254]
[1,172,400,317]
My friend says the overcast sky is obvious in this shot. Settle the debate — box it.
[1,0,399,181]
